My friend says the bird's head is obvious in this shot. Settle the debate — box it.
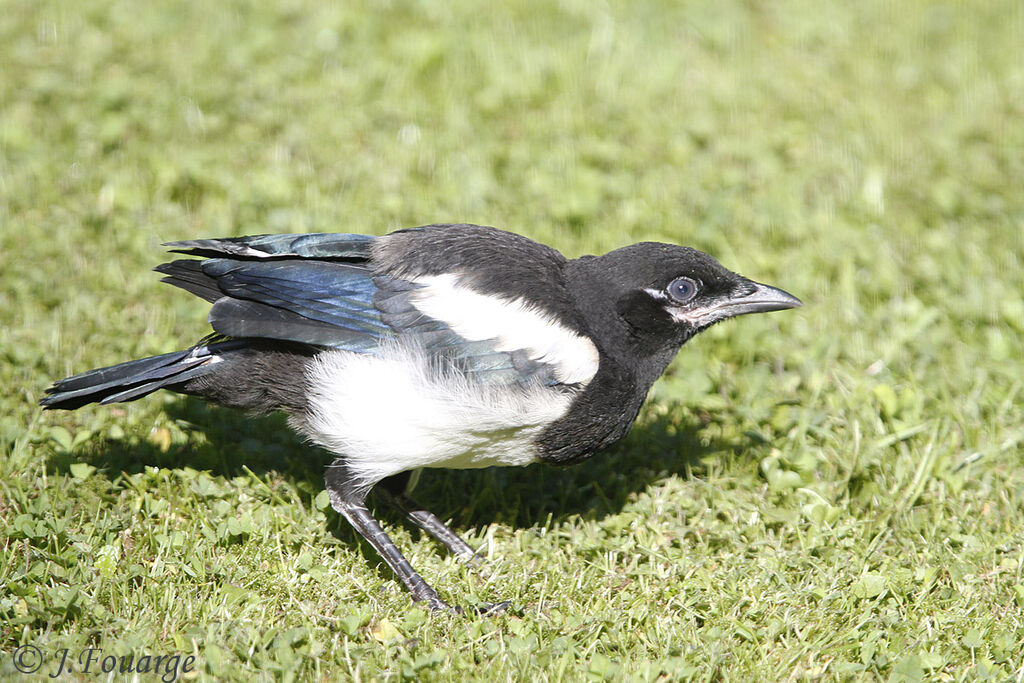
[567,242,801,361]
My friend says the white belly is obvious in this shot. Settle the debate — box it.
[299,345,574,489]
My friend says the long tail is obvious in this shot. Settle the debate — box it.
[40,339,244,410]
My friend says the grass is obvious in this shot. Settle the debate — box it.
[2,0,1023,680]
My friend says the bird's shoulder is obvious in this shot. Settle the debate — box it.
[371,225,598,387]
[372,224,575,316]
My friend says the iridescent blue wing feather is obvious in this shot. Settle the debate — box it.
[164,232,376,260]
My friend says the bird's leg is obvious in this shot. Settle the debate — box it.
[376,473,510,615]
[377,473,482,563]
[325,460,455,612]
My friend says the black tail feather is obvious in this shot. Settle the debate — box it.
[40,341,243,410]
[98,362,216,405]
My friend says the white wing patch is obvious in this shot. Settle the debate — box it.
[299,345,574,489]
[410,273,600,386]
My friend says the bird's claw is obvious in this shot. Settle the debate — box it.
[458,551,486,567]
[474,600,511,616]
[420,596,510,616]
[422,595,461,613]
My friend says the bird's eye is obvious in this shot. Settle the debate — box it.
[666,277,698,304]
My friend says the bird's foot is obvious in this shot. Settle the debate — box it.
[422,595,461,613]
[474,600,511,616]
[419,596,511,616]
[456,550,486,567]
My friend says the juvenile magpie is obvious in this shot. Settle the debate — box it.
[41,223,800,612]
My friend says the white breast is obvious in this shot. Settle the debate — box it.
[299,344,575,490]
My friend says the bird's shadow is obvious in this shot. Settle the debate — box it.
[411,411,738,531]
[51,396,750,575]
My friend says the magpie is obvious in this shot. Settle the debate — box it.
[41,223,800,612]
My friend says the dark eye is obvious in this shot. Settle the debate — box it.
[666,277,699,303]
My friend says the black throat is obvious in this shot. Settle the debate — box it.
[534,256,686,465]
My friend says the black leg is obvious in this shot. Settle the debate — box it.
[336,500,456,611]
[375,473,511,615]
[326,460,455,612]
[377,474,482,562]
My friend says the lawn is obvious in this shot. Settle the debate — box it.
[2,0,1023,680]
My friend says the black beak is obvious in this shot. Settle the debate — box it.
[720,282,803,317]
[682,281,802,327]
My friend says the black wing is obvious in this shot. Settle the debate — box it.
[157,230,573,386]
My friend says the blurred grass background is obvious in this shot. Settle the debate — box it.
[2,0,1023,680]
